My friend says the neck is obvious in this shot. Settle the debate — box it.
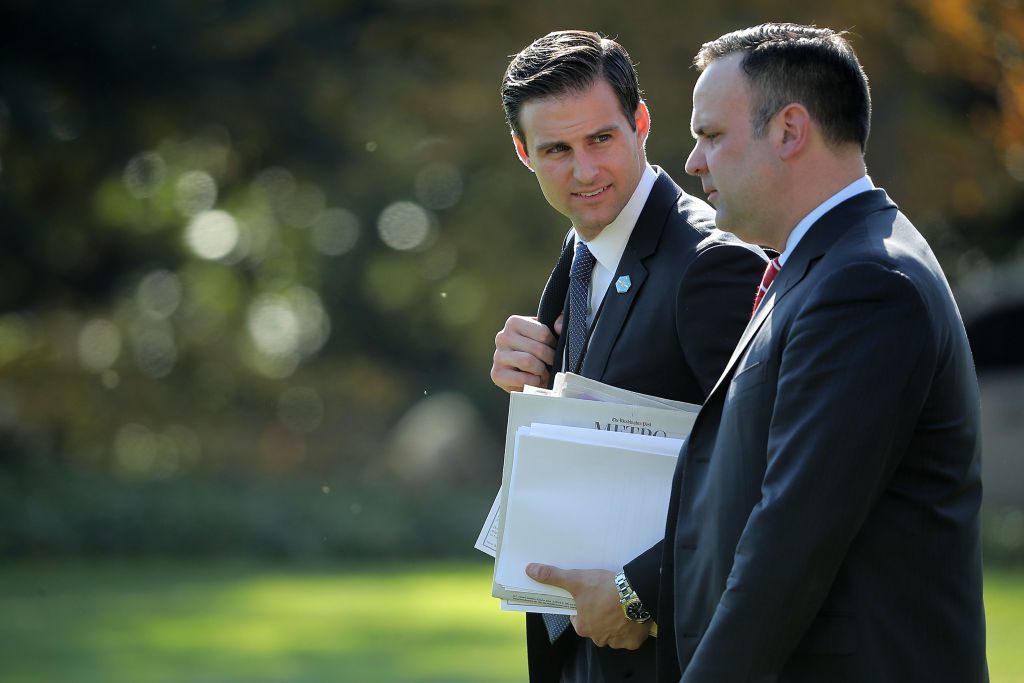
[768,153,865,251]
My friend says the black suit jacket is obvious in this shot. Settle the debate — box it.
[658,190,988,682]
[525,168,767,683]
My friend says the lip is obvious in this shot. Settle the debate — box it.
[704,189,718,203]
[572,185,611,200]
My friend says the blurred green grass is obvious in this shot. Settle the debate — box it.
[0,561,1019,682]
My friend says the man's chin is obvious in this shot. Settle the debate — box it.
[572,217,609,241]
[712,212,733,235]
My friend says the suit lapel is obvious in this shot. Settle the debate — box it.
[705,189,897,399]
[580,171,680,380]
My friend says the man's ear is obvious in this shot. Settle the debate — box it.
[512,134,534,171]
[777,103,810,160]
[634,100,652,145]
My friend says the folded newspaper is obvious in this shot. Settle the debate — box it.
[476,373,699,614]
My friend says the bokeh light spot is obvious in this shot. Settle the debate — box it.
[312,208,360,256]
[414,162,463,210]
[185,209,239,260]
[247,294,301,356]
[175,170,218,216]
[123,151,167,199]
[246,287,330,359]
[77,318,122,373]
[378,201,431,251]
[130,320,178,378]
[113,423,182,480]
[420,242,458,280]
[137,270,183,320]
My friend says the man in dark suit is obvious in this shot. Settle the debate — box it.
[489,31,766,683]
[658,23,988,682]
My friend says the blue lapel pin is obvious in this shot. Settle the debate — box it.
[615,275,631,294]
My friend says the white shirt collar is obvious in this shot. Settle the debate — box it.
[573,164,657,271]
[778,175,875,266]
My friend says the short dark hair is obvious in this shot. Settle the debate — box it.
[695,23,871,151]
[501,30,642,147]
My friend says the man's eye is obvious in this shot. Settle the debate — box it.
[548,145,569,154]
[595,134,611,143]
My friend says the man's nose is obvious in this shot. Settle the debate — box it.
[573,150,599,183]
[685,144,706,177]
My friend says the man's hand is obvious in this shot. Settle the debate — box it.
[526,563,650,650]
[490,315,561,392]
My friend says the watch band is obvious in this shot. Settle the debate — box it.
[614,571,652,623]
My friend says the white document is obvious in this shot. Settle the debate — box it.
[475,390,696,559]
[492,425,683,611]
[473,495,501,556]
[552,372,700,413]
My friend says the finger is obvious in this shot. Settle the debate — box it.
[493,348,551,381]
[489,352,548,389]
[490,366,546,393]
[508,315,557,346]
[526,563,575,591]
[608,634,645,651]
[553,312,564,337]
[569,614,591,640]
[495,328,557,366]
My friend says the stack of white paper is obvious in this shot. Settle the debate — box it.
[495,424,683,613]
[477,374,699,614]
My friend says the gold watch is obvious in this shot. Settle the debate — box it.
[614,571,652,623]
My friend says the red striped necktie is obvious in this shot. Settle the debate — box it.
[751,257,781,317]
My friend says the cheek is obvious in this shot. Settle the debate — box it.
[535,173,567,208]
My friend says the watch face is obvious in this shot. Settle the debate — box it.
[626,600,650,622]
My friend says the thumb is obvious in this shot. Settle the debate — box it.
[553,313,564,336]
[526,563,574,591]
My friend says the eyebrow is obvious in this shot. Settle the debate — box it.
[534,124,622,154]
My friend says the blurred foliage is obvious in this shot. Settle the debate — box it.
[0,1,1022,558]
[0,471,495,559]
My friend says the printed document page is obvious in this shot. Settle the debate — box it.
[492,425,682,610]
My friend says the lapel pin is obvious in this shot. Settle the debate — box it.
[615,275,631,294]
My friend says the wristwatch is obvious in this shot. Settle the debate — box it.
[614,571,652,623]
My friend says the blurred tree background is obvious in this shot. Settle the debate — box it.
[1,0,1022,562]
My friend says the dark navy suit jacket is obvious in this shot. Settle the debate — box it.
[658,190,988,682]
[525,168,766,683]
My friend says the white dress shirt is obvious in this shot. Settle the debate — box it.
[572,164,658,328]
[777,175,875,268]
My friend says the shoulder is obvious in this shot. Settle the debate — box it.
[819,209,945,305]
[641,168,766,273]
[800,257,934,339]
[646,167,716,237]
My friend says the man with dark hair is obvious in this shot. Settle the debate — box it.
[658,23,988,682]
[489,30,766,683]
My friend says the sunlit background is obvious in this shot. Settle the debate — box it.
[1,0,1022,681]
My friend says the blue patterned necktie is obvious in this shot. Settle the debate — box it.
[565,240,597,374]
[541,240,596,644]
